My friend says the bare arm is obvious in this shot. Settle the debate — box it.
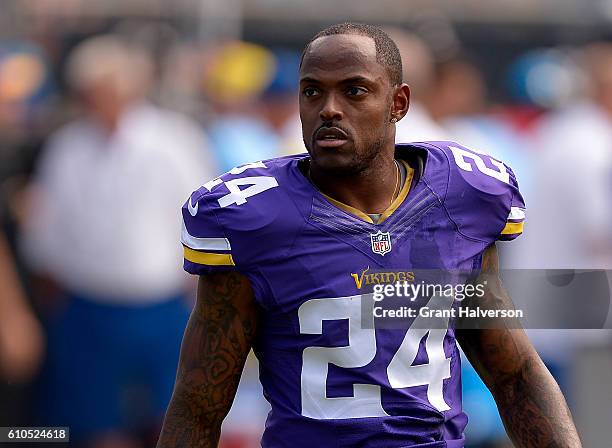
[456,244,582,448]
[157,271,259,447]
[0,230,44,382]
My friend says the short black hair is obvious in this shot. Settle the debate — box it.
[301,22,403,86]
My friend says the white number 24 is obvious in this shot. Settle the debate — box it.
[298,293,454,420]
[203,161,279,208]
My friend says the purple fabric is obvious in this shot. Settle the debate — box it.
[182,142,525,447]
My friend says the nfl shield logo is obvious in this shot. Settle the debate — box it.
[370,230,392,256]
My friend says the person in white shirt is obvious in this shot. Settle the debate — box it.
[531,43,612,270]
[21,35,216,448]
[525,43,612,448]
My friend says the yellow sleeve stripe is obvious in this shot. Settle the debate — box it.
[501,221,524,235]
[183,246,235,266]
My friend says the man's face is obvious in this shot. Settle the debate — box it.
[299,34,396,173]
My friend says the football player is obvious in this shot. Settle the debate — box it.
[158,23,581,447]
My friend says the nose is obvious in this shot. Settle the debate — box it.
[319,93,343,122]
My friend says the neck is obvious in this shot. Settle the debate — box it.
[309,148,398,215]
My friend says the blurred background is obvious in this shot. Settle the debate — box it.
[1,0,612,447]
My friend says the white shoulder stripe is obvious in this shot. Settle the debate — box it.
[508,206,526,221]
[181,221,231,251]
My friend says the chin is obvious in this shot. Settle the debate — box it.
[310,149,361,174]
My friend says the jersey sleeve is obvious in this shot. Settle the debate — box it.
[497,166,526,241]
[181,187,236,276]
[179,158,302,309]
[433,142,526,244]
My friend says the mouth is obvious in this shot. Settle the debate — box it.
[314,127,349,148]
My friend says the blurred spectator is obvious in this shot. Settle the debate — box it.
[0,40,55,429]
[263,49,302,155]
[205,41,283,170]
[530,42,612,269]
[521,44,612,448]
[386,29,450,143]
[427,59,487,122]
[20,34,215,447]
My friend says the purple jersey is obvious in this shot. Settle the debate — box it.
[181,142,525,448]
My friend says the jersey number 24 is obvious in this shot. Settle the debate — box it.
[298,293,454,419]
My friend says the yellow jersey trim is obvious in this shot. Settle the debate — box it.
[320,159,414,225]
[321,194,375,223]
[183,247,235,266]
[501,221,524,235]
[378,160,414,224]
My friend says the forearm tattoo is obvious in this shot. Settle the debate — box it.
[157,272,258,447]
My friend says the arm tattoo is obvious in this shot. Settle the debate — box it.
[457,245,582,448]
[157,272,258,447]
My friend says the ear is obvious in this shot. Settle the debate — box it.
[390,83,410,122]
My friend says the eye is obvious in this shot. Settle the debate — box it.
[302,87,320,98]
[346,86,368,96]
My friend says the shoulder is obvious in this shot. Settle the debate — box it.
[47,118,97,150]
[188,159,285,218]
[401,141,526,243]
[181,155,311,275]
[190,155,307,211]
